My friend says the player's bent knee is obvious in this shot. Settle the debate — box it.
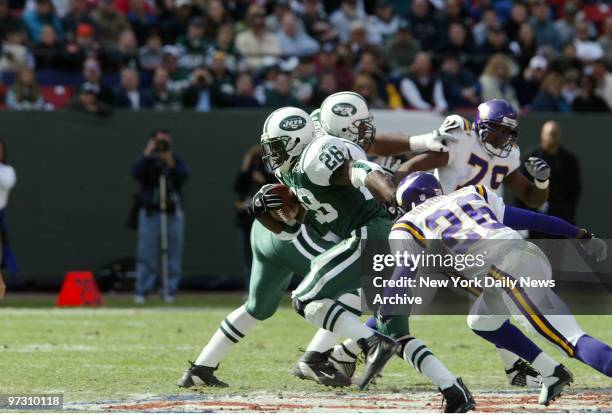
[302,299,336,327]
[467,314,507,332]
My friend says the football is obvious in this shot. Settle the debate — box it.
[268,184,300,222]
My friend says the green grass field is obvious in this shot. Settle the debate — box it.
[0,293,611,412]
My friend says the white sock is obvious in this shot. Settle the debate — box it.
[532,352,559,378]
[306,329,341,353]
[496,347,522,370]
[402,337,456,390]
[331,311,373,341]
[342,338,362,358]
[195,305,258,367]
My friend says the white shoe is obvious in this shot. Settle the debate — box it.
[133,295,146,304]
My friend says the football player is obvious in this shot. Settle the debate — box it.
[392,99,552,387]
[391,171,610,405]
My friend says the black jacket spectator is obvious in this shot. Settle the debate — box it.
[407,0,440,51]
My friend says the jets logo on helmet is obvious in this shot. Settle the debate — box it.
[261,107,315,173]
[320,91,376,149]
[331,103,357,117]
[280,115,307,131]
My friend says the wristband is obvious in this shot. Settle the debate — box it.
[535,179,549,190]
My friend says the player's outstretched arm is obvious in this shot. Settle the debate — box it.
[369,129,457,157]
[393,152,449,185]
[503,169,549,208]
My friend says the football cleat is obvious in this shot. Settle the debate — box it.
[177,361,228,388]
[328,344,358,379]
[440,378,476,413]
[292,351,351,387]
[539,364,573,406]
[357,333,398,390]
[506,359,542,388]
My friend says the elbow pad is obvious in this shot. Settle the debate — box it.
[350,160,383,188]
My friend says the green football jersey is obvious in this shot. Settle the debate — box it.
[278,134,388,240]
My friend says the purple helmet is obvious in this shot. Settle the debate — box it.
[473,99,519,158]
[396,172,443,212]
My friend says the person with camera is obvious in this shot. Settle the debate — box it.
[131,129,189,303]
[182,66,214,112]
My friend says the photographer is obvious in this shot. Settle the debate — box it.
[131,129,189,303]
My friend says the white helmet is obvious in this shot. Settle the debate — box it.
[319,91,375,149]
[261,106,315,172]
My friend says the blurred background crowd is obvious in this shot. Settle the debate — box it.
[0,0,611,114]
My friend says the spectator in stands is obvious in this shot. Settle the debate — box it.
[70,82,112,116]
[368,0,399,45]
[600,17,612,67]
[128,0,157,45]
[560,69,579,108]
[514,54,548,107]
[265,71,300,108]
[330,0,367,44]
[504,2,529,42]
[592,59,612,109]
[33,24,63,69]
[315,42,351,90]
[400,51,448,112]
[440,0,469,29]
[131,129,188,303]
[479,53,519,110]
[554,1,580,47]
[61,0,94,41]
[218,72,260,108]
[301,0,336,43]
[0,29,33,72]
[81,57,114,105]
[235,5,281,71]
[176,16,207,71]
[208,23,239,72]
[6,67,46,110]
[573,20,604,62]
[310,70,337,107]
[105,29,141,70]
[91,0,130,49]
[355,50,387,104]
[181,66,213,111]
[475,23,511,63]
[115,67,151,110]
[203,0,231,42]
[148,66,181,111]
[292,58,317,105]
[531,72,571,112]
[530,0,560,52]
[510,22,538,71]
[439,53,480,110]
[353,73,385,109]
[60,22,96,70]
[0,0,23,41]
[520,121,581,232]
[22,0,62,45]
[438,22,473,64]
[277,11,319,57]
[472,8,500,46]
[383,19,420,78]
[572,75,610,112]
[346,21,372,57]
[408,0,439,51]
[266,0,294,34]
[209,51,234,96]
[139,32,163,71]
[161,46,190,93]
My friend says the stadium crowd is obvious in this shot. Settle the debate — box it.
[0,0,611,113]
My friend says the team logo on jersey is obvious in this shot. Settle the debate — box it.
[279,115,306,131]
[331,103,357,117]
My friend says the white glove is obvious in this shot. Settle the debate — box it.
[579,232,607,262]
[409,129,457,153]
[524,157,551,189]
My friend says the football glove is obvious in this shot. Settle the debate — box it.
[410,128,458,153]
[251,184,284,217]
[578,229,607,262]
[524,157,550,189]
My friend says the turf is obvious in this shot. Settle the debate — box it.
[0,293,611,404]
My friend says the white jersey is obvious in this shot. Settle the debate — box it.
[435,115,520,195]
[390,185,520,249]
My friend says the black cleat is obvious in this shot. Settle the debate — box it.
[506,359,542,388]
[539,364,573,406]
[440,378,476,413]
[328,344,358,379]
[357,333,398,390]
[177,361,228,388]
[292,351,352,387]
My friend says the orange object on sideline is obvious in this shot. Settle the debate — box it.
[56,271,103,307]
